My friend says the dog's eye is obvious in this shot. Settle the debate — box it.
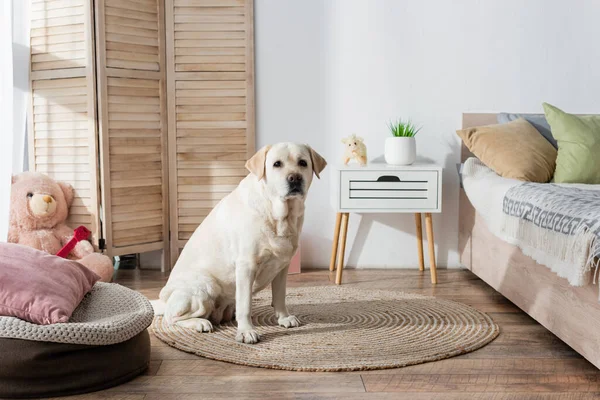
[26,193,33,198]
[298,160,307,167]
[354,142,357,145]
[273,161,282,168]
[348,143,351,146]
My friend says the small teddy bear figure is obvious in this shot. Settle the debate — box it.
[341,134,367,166]
[8,172,114,282]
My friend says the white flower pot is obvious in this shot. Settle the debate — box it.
[384,137,416,165]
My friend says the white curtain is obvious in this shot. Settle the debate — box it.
[0,1,29,242]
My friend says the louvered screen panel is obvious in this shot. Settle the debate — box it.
[104,0,160,71]
[166,0,255,265]
[31,0,87,72]
[28,0,101,247]
[95,0,170,264]
[106,77,164,248]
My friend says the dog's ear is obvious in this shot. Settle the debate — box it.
[245,145,271,180]
[307,146,327,179]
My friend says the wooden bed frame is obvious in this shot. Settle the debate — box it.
[459,113,600,369]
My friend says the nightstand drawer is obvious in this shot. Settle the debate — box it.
[340,170,439,210]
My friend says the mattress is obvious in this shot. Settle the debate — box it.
[462,159,599,222]
[462,158,600,289]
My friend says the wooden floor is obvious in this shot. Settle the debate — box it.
[55,268,600,400]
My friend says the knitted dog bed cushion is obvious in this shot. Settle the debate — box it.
[0,282,153,345]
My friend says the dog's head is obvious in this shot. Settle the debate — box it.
[245,143,327,200]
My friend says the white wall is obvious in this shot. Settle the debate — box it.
[0,1,15,242]
[12,0,30,174]
[255,0,600,268]
[0,1,29,242]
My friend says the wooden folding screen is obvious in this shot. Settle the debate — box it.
[94,0,170,265]
[29,0,101,246]
[29,0,255,270]
[165,0,255,265]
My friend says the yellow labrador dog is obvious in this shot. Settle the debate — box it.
[152,143,326,344]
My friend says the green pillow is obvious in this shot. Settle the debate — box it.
[543,102,600,184]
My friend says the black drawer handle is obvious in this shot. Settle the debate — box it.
[377,175,400,182]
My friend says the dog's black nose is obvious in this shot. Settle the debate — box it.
[287,174,303,184]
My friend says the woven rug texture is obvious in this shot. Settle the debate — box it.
[152,286,499,371]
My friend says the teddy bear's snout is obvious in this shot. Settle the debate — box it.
[29,193,57,216]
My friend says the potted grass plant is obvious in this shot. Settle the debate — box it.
[385,119,420,165]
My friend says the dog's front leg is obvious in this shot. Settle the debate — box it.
[235,260,260,344]
[272,265,300,328]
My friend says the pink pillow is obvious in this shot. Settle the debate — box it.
[0,243,100,325]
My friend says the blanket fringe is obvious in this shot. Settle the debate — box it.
[500,216,595,284]
[487,214,600,298]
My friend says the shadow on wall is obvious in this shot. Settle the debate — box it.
[342,148,458,269]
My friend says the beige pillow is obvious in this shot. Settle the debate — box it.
[456,118,557,182]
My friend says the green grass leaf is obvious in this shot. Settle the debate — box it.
[387,119,421,137]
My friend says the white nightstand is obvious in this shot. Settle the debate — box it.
[330,160,442,285]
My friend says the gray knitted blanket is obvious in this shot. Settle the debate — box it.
[503,183,600,286]
[0,282,153,345]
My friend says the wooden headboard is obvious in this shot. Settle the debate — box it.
[458,114,498,272]
[460,113,497,162]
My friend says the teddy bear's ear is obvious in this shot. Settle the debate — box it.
[58,181,74,208]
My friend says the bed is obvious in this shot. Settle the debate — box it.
[459,113,600,369]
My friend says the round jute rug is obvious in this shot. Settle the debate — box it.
[151,286,499,372]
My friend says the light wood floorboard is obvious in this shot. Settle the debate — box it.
[48,268,600,399]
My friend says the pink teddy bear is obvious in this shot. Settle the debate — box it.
[8,172,114,282]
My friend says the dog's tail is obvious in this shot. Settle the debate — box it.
[150,299,166,316]
[156,285,209,323]
[155,279,221,323]
[152,286,193,322]
[150,286,177,316]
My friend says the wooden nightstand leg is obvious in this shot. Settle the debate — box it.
[415,213,424,271]
[335,213,349,285]
[424,213,438,284]
[329,213,343,271]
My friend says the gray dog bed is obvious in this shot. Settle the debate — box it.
[0,283,154,398]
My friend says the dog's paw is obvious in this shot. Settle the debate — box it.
[176,318,214,333]
[235,329,261,344]
[278,315,300,328]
